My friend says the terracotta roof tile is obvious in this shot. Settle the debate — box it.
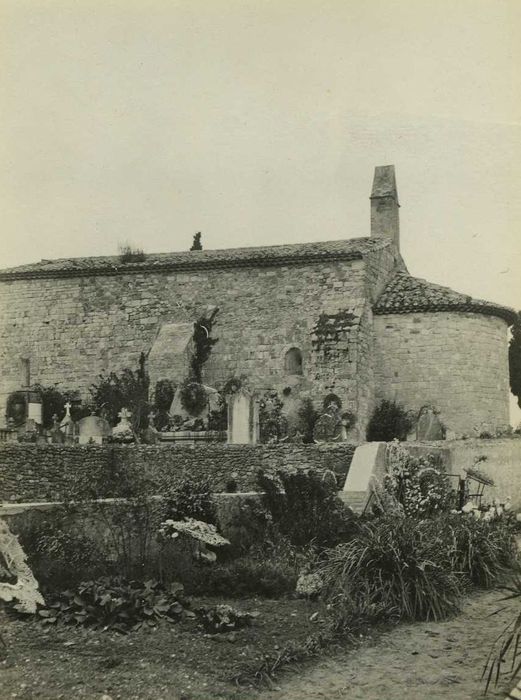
[374,271,516,325]
[0,237,390,280]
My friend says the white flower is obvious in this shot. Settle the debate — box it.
[483,510,494,522]
[474,510,482,519]
[496,506,504,517]
[504,500,512,512]
[516,513,521,523]
[462,501,477,513]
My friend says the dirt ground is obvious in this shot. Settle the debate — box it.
[258,588,516,700]
[0,589,518,700]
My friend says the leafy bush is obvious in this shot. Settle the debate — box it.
[319,516,462,623]
[179,380,207,416]
[16,510,104,591]
[195,604,257,633]
[257,468,356,548]
[153,379,175,411]
[90,353,150,431]
[30,385,83,429]
[296,397,320,443]
[164,475,217,525]
[195,546,301,598]
[38,578,187,632]
[259,392,288,443]
[367,400,412,442]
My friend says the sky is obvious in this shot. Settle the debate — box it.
[1,0,520,422]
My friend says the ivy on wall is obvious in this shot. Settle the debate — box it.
[190,309,219,383]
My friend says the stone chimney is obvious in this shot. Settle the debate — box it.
[370,165,400,249]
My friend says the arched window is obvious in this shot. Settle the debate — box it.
[284,347,303,375]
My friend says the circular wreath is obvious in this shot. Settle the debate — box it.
[180,380,207,416]
[322,393,342,411]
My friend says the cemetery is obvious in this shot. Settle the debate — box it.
[0,167,520,698]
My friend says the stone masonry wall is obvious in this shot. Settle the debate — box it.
[374,312,510,437]
[0,259,373,426]
[0,443,356,503]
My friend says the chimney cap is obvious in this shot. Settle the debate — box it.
[370,165,399,205]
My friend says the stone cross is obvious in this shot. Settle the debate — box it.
[118,408,132,422]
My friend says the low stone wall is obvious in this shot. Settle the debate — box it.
[0,443,356,503]
[445,437,521,508]
[401,437,521,508]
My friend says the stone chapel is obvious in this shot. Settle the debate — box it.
[0,166,515,439]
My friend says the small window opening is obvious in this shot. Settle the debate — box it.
[284,347,303,375]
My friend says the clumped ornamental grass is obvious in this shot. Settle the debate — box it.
[447,514,518,588]
[319,514,519,628]
[319,516,462,625]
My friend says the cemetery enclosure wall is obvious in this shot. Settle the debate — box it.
[0,443,356,503]
[0,259,368,412]
[373,312,510,437]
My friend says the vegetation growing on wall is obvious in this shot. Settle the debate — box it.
[190,310,219,383]
[509,311,521,409]
[118,243,146,263]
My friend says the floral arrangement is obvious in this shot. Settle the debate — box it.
[384,441,453,517]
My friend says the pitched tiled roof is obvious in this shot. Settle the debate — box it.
[0,237,391,280]
[374,271,516,325]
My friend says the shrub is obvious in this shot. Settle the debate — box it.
[90,353,150,431]
[194,539,303,598]
[319,516,462,623]
[259,391,288,443]
[195,604,257,633]
[367,400,412,442]
[296,397,320,443]
[17,510,105,591]
[179,380,207,416]
[30,385,81,429]
[257,468,356,548]
[38,578,187,632]
[164,475,218,525]
[153,379,175,411]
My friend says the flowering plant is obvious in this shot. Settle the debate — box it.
[384,441,453,517]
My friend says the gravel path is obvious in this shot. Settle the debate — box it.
[258,589,517,700]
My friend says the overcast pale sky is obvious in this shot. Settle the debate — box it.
[1,0,520,421]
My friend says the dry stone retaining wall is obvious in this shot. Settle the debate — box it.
[0,443,356,503]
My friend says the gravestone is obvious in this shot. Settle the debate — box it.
[111,408,134,443]
[49,414,64,444]
[341,442,387,513]
[313,403,343,442]
[227,388,259,444]
[78,415,112,445]
[416,405,445,441]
